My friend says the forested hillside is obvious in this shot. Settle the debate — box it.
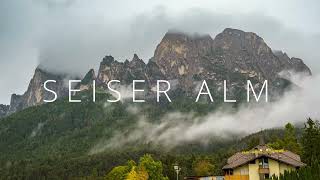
[1,87,317,179]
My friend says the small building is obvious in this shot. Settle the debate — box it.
[222,145,305,180]
[184,176,224,180]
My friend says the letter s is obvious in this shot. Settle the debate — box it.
[43,80,57,103]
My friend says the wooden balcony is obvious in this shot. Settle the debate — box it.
[259,165,270,174]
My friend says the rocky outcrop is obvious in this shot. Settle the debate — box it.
[95,28,311,99]
[7,94,24,115]
[7,67,69,115]
[273,50,311,75]
[153,32,214,79]
[0,104,9,118]
[97,54,148,85]
[212,28,282,81]
[97,55,127,83]
[79,69,96,91]
[153,28,311,82]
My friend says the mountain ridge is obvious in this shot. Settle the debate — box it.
[0,28,312,118]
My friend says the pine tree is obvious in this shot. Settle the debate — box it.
[301,118,320,165]
[269,123,301,154]
[283,123,302,154]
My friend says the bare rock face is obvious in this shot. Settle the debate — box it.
[212,28,311,80]
[153,28,311,82]
[145,60,166,87]
[97,54,148,85]
[212,28,281,80]
[79,69,96,91]
[7,94,23,114]
[127,54,146,80]
[0,104,9,118]
[7,67,69,115]
[153,31,214,79]
[273,50,311,75]
[97,55,126,83]
[95,28,312,100]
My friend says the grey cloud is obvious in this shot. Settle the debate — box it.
[38,6,320,75]
[90,74,320,152]
[1,0,320,105]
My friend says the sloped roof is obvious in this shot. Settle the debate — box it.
[223,145,306,169]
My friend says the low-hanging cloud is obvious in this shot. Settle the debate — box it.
[89,73,320,154]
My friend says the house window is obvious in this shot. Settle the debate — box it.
[225,169,233,175]
[259,157,269,168]
[265,174,270,179]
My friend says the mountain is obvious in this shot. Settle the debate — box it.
[152,28,310,91]
[273,50,312,74]
[0,28,313,179]
[4,68,69,116]
[97,28,311,99]
[97,54,147,84]
[0,104,9,117]
[0,28,311,118]
[79,69,96,91]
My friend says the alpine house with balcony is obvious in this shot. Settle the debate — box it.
[222,144,305,180]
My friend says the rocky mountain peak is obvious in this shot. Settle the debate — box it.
[130,54,145,67]
[273,50,289,59]
[101,55,115,65]
[211,28,311,80]
[79,69,96,91]
[154,31,214,58]
[82,69,96,84]
[150,28,311,93]
[6,67,69,115]
[213,28,272,55]
[274,50,311,75]
[132,53,140,61]
[153,31,214,79]
[97,54,147,85]
[161,31,213,41]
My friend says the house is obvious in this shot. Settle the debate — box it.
[184,176,224,180]
[222,144,305,180]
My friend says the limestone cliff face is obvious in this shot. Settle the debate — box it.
[273,50,312,75]
[153,32,214,79]
[212,28,311,80]
[97,55,126,83]
[1,67,96,117]
[7,67,69,115]
[144,60,166,88]
[153,28,311,82]
[0,105,9,118]
[79,69,96,91]
[212,28,281,81]
[7,94,23,115]
[97,54,149,85]
[95,28,311,99]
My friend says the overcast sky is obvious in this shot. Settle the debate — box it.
[1,0,320,104]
